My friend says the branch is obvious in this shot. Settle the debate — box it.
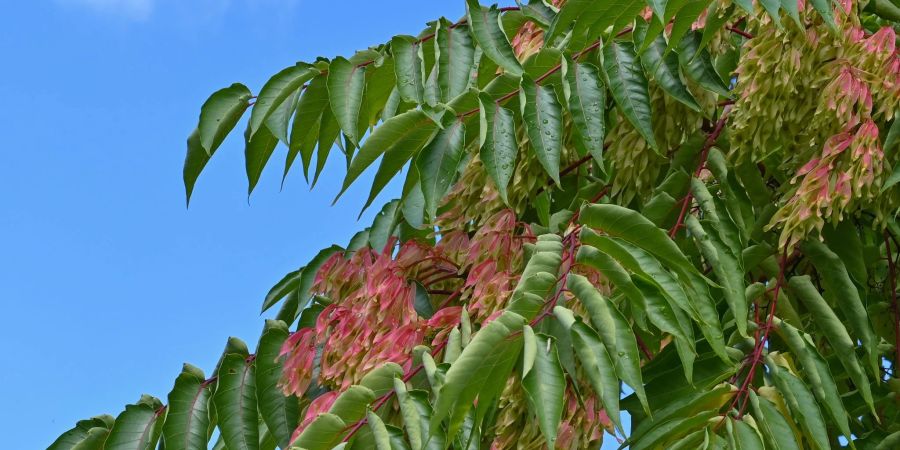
[668,106,733,238]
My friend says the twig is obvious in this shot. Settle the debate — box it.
[668,106,733,238]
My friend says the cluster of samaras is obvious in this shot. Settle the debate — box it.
[731,0,899,247]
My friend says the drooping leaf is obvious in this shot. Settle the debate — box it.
[245,123,280,196]
[289,413,345,450]
[678,32,731,98]
[198,83,252,156]
[801,240,880,381]
[766,357,830,450]
[787,275,875,414]
[568,319,624,435]
[562,57,607,166]
[184,129,210,206]
[249,64,319,139]
[567,274,649,414]
[256,320,299,449]
[748,391,802,450]
[465,0,524,76]
[435,18,476,102]
[214,353,259,450]
[105,396,166,450]
[522,330,565,447]
[520,73,563,185]
[366,409,392,450]
[50,416,116,450]
[286,74,330,182]
[338,109,436,203]
[261,269,302,313]
[633,21,701,112]
[162,364,213,450]
[391,35,426,104]
[329,385,377,424]
[431,311,525,440]
[602,40,658,151]
[478,92,518,203]
[327,57,366,146]
[416,117,466,219]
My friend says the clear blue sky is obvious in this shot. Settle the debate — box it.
[0,1,624,448]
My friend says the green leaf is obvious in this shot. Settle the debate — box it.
[465,0,524,76]
[261,269,302,313]
[568,319,624,436]
[580,204,699,280]
[256,320,299,450]
[391,36,426,104]
[214,353,259,450]
[436,18,476,102]
[249,64,319,139]
[338,109,436,203]
[748,391,801,450]
[566,274,649,414]
[69,427,110,450]
[286,74,329,183]
[289,413,345,450]
[667,0,710,53]
[678,32,731,98]
[245,123,280,196]
[630,409,718,450]
[731,418,764,450]
[431,311,525,440]
[368,199,401,251]
[519,73,563,185]
[105,396,166,450]
[522,331,565,447]
[766,357,829,450]
[366,410,392,450]
[478,92,518,203]
[394,379,424,450]
[809,0,837,31]
[562,57,607,166]
[416,117,466,219]
[359,362,405,397]
[329,385,377,424]
[801,240,880,381]
[198,83,252,156]
[684,214,748,337]
[602,40,658,151]
[787,275,875,415]
[184,128,211,207]
[162,364,213,450]
[50,416,115,450]
[517,0,557,28]
[773,318,852,441]
[413,281,435,319]
[633,21,701,112]
[327,57,366,146]
[628,383,735,446]
[265,88,300,146]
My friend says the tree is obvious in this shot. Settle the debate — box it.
[50,0,900,449]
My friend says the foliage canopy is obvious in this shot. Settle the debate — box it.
[51,0,900,449]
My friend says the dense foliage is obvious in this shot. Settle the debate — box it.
[51,0,900,449]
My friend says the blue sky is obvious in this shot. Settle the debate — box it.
[0,1,625,448]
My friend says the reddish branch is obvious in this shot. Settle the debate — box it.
[668,106,733,238]
[718,242,791,426]
[884,232,900,371]
[727,26,754,39]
